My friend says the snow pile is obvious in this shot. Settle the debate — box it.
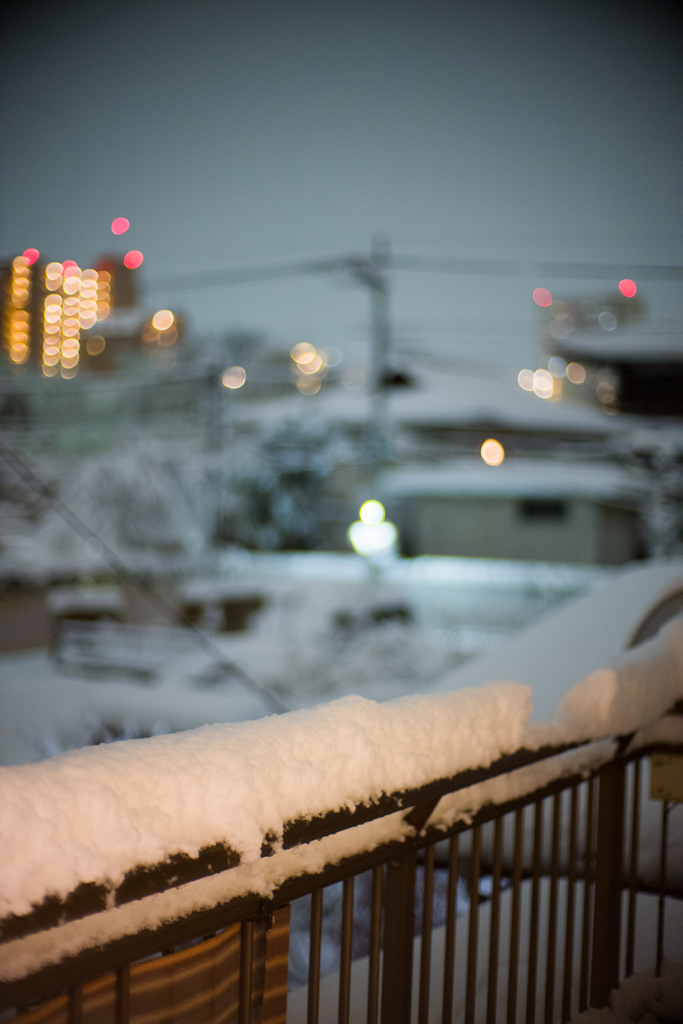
[571,960,683,1023]
[547,617,683,745]
[0,682,531,920]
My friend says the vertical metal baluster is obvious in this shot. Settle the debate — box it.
[240,920,254,1024]
[544,793,562,1023]
[590,760,626,1009]
[626,758,641,978]
[115,965,130,1024]
[68,987,82,1024]
[308,889,323,1024]
[486,817,503,1024]
[656,801,670,978]
[526,799,544,1024]
[367,866,383,1024]
[442,835,459,1024]
[506,809,524,1024]
[579,777,595,1013]
[464,824,482,1024]
[338,877,354,1024]
[562,785,578,1023]
[380,851,418,1024]
[418,844,435,1024]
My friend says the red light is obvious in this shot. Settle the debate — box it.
[532,288,553,307]
[23,248,39,265]
[124,250,144,269]
[62,260,77,270]
[619,279,637,298]
[111,217,130,235]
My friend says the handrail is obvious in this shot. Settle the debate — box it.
[0,739,591,946]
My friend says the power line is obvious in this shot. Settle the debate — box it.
[0,441,288,716]
[147,251,683,293]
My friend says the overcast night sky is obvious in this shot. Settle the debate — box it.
[2,0,681,370]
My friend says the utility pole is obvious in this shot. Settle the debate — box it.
[349,234,392,490]
[204,361,225,550]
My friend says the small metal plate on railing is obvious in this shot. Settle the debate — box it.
[650,753,683,802]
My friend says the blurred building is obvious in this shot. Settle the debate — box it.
[1,254,181,377]
[551,318,683,417]
[382,458,645,564]
[537,289,683,417]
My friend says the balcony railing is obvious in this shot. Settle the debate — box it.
[1,725,681,1024]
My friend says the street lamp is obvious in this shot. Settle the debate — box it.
[347,500,398,562]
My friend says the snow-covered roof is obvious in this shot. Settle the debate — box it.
[230,365,635,436]
[383,368,622,433]
[46,586,124,618]
[558,317,683,362]
[381,456,647,501]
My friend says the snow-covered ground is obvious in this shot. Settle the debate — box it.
[0,553,603,766]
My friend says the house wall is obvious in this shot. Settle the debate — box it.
[409,496,639,564]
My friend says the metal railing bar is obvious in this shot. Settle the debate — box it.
[526,799,544,1024]
[561,785,578,1023]
[12,739,682,950]
[590,760,626,1008]
[67,986,82,1024]
[418,844,435,1024]
[544,792,562,1023]
[380,851,417,1024]
[441,835,459,1024]
[0,891,263,1011]
[282,742,593,851]
[0,742,591,949]
[0,770,607,1011]
[367,865,383,1024]
[6,803,681,1012]
[578,778,595,1014]
[486,817,503,1024]
[626,758,641,978]
[464,824,482,1024]
[308,889,323,1024]
[506,809,524,1024]
[656,802,670,978]
[239,920,254,1024]
[338,877,354,1024]
[115,965,130,1024]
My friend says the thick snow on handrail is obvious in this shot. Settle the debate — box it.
[0,682,531,921]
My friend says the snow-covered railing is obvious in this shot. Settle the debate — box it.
[2,619,683,1020]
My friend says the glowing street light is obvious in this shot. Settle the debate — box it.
[347,500,398,560]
